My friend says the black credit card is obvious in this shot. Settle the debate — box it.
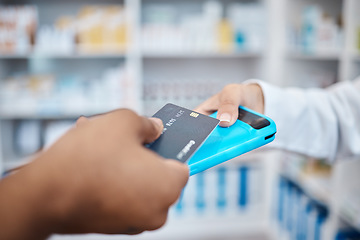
[147,103,220,163]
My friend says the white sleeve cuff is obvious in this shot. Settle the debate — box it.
[242,79,338,161]
[242,79,285,120]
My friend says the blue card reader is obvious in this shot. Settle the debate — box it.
[188,106,276,175]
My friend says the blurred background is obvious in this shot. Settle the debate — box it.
[0,0,360,239]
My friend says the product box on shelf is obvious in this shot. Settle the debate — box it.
[0,6,38,54]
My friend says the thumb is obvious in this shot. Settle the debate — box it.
[217,84,243,127]
[139,117,164,144]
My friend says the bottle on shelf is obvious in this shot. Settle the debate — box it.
[0,5,128,56]
[0,64,136,118]
[76,6,127,54]
[141,1,265,54]
[0,6,38,54]
[288,5,343,56]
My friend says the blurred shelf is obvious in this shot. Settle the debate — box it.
[3,157,34,173]
[353,53,360,62]
[0,52,127,59]
[0,51,264,59]
[281,171,332,206]
[50,218,268,240]
[0,115,78,120]
[142,51,262,59]
[287,51,341,61]
[0,111,105,120]
[229,148,276,165]
[338,196,360,232]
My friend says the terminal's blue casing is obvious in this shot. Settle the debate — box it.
[188,106,276,175]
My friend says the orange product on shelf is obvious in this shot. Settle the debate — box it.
[76,5,127,53]
[218,19,234,52]
[103,6,127,51]
[77,6,103,51]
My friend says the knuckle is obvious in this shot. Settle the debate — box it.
[135,206,168,231]
[220,85,241,105]
[222,83,240,92]
[156,172,176,193]
[160,180,183,205]
[114,108,140,124]
[146,212,168,231]
[119,108,138,118]
[220,96,237,106]
[125,227,144,235]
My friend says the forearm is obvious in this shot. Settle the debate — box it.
[256,78,360,161]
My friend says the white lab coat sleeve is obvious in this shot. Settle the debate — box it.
[246,78,360,162]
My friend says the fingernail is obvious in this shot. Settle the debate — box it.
[219,113,232,123]
[149,117,163,130]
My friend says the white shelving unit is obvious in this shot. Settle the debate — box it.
[141,51,262,58]
[328,158,360,238]
[287,51,341,61]
[0,0,359,239]
[0,53,127,59]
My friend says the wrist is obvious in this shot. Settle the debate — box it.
[0,163,57,239]
[243,83,265,114]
